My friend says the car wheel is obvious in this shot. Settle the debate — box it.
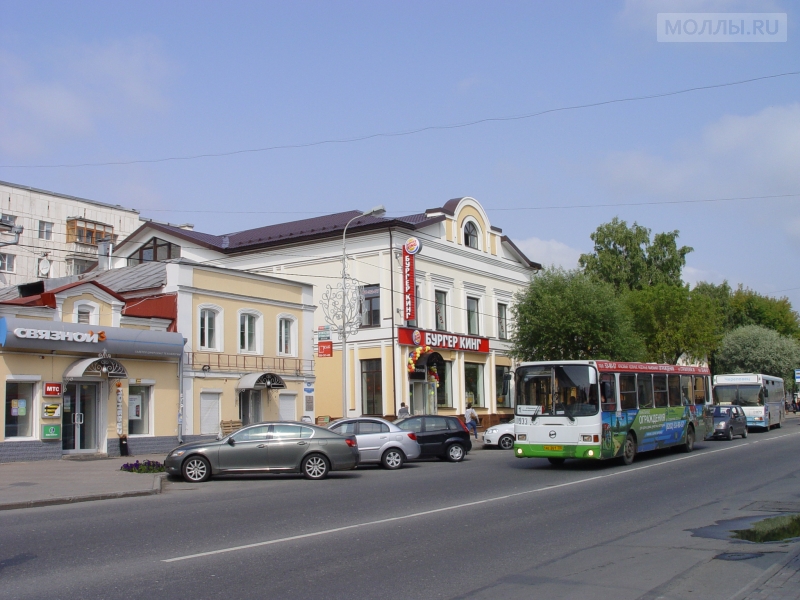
[548,457,565,466]
[302,454,330,480]
[742,427,748,438]
[498,435,515,450]
[381,448,405,470]
[726,427,733,441]
[182,456,211,483]
[683,426,695,453]
[446,443,465,462]
[622,433,636,465]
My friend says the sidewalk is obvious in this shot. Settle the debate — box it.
[0,453,166,510]
[737,545,800,600]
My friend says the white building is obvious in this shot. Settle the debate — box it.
[0,180,141,285]
[112,197,540,426]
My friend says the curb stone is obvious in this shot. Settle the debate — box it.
[729,543,800,600]
[0,473,165,511]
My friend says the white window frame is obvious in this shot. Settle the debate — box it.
[4,379,38,441]
[127,382,155,437]
[0,253,15,273]
[434,289,449,332]
[276,313,298,357]
[466,296,480,336]
[38,221,54,240]
[73,300,100,325]
[462,217,482,251]
[197,303,224,352]
[237,309,263,355]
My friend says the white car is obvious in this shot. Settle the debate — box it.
[483,419,516,450]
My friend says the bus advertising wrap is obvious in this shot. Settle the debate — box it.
[0,317,185,358]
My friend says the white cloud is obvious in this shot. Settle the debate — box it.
[515,237,584,270]
[600,103,800,237]
[0,37,173,157]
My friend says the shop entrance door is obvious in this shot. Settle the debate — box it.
[410,382,436,415]
[62,383,99,453]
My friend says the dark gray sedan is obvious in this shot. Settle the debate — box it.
[707,405,748,440]
[165,422,359,482]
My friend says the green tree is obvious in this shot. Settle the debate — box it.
[511,268,644,361]
[625,284,722,364]
[715,325,800,385]
[729,286,800,339]
[579,217,693,291]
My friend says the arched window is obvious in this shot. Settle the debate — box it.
[238,309,263,354]
[277,314,297,357]
[73,301,99,325]
[463,221,479,249]
[198,304,223,351]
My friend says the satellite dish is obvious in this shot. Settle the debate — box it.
[39,258,51,276]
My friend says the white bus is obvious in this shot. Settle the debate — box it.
[713,374,785,430]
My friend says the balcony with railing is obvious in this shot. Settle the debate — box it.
[185,352,314,376]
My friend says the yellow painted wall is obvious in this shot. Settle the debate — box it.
[314,349,343,418]
[61,293,115,326]
[193,270,303,305]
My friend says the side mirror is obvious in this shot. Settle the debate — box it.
[227,437,236,446]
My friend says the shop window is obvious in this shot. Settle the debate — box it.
[38,221,53,240]
[239,389,262,426]
[654,375,668,408]
[361,359,383,415]
[496,365,511,408]
[436,361,453,408]
[637,374,654,409]
[464,363,485,407]
[239,311,261,354]
[497,303,508,340]
[601,374,616,412]
[199,307,221,351]
[127,237,182,266]
[620,374,637,410]
[467,297,480,335]
[66,218,115,246]
[435,290,447,331]
[361,285,380,328]
[128,385,151,435]
[0,253,15,273]
[5,382,34,438]
[278,316,296,356]
[463,221,480,249]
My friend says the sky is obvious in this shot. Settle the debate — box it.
[1,0,798,305]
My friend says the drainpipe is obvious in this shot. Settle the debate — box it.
[388,227,397,415]
[178,338,187,444]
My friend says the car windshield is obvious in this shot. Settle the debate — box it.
[713,406,731,417]
[515,365,598,417]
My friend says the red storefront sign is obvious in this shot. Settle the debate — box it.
[397,327,489,353]
[44,382,63,397]
[318,341,333,357]
[402,237,420,321]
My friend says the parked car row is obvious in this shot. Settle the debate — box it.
[166,414,473,483]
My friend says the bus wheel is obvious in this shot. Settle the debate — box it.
[548,458,565,467]
[622,434,636,465]
[683,426,695,453]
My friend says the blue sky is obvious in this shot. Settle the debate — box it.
[1,1,798,304]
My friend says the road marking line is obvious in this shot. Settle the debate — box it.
[163,430,800,563]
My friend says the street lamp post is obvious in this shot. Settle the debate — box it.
[340,205,385,419]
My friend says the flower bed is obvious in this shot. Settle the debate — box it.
[120,459,165,473]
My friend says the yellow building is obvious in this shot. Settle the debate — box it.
[0,260,315,462]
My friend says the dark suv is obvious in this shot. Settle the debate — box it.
[394,415,472,462]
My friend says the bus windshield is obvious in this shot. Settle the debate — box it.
[516,365,598,417]
[738,385,763,406]
[714,386,738,405]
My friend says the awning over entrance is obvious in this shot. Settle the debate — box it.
[64,356,128,379]
[236,372,287,390]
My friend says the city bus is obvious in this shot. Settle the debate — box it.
[713,374,785,430]
[513,361,712,466]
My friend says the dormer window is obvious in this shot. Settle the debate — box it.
[464,221,479,249]
[128,237,182,266]
[74,301,99,325]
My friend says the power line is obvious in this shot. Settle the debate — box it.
[2,71,798,169]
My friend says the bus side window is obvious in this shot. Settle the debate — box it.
[680,375,692,406]
[620,374,637,410]
[668,375,682,407]
[638,374,654,409]
[601,375,616,412]
[693,376,707,405]
[654,375,668,408]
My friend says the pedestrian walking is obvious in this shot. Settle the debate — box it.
[792,399,797,415]
[465,403,479,439]
[398,402,410,418]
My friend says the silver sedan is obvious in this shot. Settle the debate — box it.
[328,417,421,469]
[165,422,359,482]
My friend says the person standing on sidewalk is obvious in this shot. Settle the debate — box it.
[465,403,479,439]
[398,402,410,418]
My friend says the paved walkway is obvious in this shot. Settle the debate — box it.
[740,547,800,600]
[0,453,165,510]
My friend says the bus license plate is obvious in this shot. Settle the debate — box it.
[543,445,563,451]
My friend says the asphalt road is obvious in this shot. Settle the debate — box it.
[2,422,800,600]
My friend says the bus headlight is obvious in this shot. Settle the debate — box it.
[516,434,527,441]
[587,450,594,457]
[517,448,523,455]
[581,435,593,442]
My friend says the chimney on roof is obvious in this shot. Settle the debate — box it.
[97,238,114,271]
[178,223,194,230]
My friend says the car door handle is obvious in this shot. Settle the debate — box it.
[257,444,267,448]
[297,441,307,445]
